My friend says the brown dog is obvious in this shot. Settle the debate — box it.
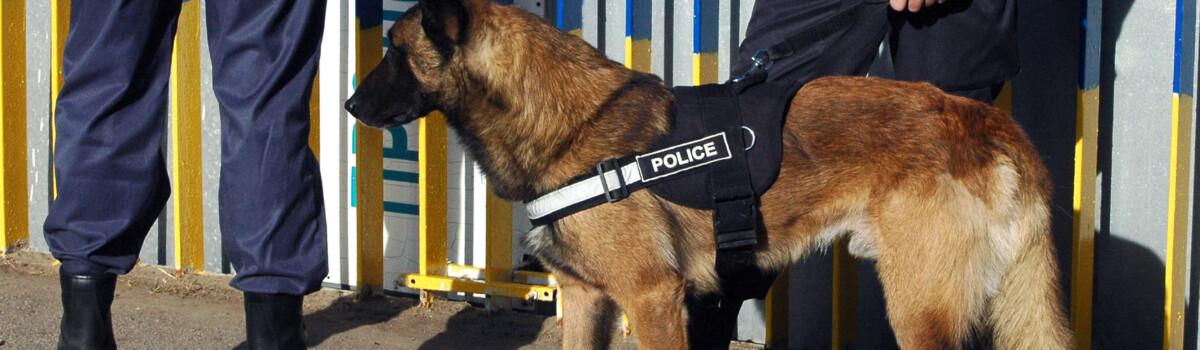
[344,0,1071,348]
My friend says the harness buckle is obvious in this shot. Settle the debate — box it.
[596,159,629,202]
[712,196,760,250]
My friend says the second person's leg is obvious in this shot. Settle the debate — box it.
[206,1,328,348]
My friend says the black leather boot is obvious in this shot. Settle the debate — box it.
[243,292,306,350]
[57,271,118,350]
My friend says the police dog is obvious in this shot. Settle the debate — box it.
[344,0,1071,348]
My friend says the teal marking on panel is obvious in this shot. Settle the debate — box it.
[383,126,419,161]
[384,201,420,215]
[384,170,419,183]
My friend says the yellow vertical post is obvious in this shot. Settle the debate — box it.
[1164,95,1192,350]
[616,0,653,332]
[0,0,26,254]
[170,0,204,272]
[831,241,857,349]
[1073,1,1101,346]
[994,81,1013,113]
[1164,0,1193,348]
[309,75,320,160]
[1073,85,1099,350]
[355,15,385,295]
[765,267,790,347]
[419,112,449,304]
[485,185,513,310]
[50,0,69,200]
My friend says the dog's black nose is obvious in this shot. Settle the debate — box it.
[344,98,359,116]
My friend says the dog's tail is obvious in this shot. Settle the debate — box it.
[987,199,1072,349]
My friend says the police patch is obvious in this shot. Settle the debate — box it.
[636,132,732,182]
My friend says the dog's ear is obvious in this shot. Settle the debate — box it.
[420,0,470,59]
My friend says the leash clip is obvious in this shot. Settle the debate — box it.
[731,49,772,89]
[596,159,629,202]
[749,49,774,71]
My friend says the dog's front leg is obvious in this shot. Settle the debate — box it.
[559,280,619,349]
[611,278,689,350]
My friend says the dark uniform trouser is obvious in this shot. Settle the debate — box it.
[45,0,328,296]
[732,0,1018,103]
[687,0,1018,347]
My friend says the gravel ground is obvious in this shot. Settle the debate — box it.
[0,250,763,350]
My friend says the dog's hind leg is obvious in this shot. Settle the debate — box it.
[609,278,688,350]
[558,279,619,349]
[870,184,998,350]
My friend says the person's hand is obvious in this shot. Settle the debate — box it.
[890,0,944,12]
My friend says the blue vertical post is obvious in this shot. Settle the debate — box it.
[557,0,583,35]
[692,0,718,85]
[625,0,651,71]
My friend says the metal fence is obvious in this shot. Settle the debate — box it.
[4,0,1200,348]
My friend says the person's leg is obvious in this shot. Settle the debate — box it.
[44,1,182,348]
[889,0,1018,104]
[205,1,327,348]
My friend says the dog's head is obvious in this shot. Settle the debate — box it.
[342,0,669,199]
[344,0,484,127]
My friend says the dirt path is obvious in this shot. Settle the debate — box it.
[0,250,572,349]
[0,250,764,349]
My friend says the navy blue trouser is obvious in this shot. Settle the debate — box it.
[733,0,1018,103]
[44,0,328,296]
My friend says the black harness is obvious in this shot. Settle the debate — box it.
[525,3,867,294]
[525,77,793,282]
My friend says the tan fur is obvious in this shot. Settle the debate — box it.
[380,1,1071,348]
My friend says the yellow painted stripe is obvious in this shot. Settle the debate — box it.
[418,112,449,298]
[0,0,26,253]
[624,37,652,73]
[832,240,857,349]
[170,0,203,272]
[355,23,385,294]
[995,81,1013,112]
[50,0,68,200]
[1072,88,1099,350]
[692,52,718,86]
[309,75,320,160]
[485,184,514,309]
[1164,93,1192,350]
[765,267,790,347]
